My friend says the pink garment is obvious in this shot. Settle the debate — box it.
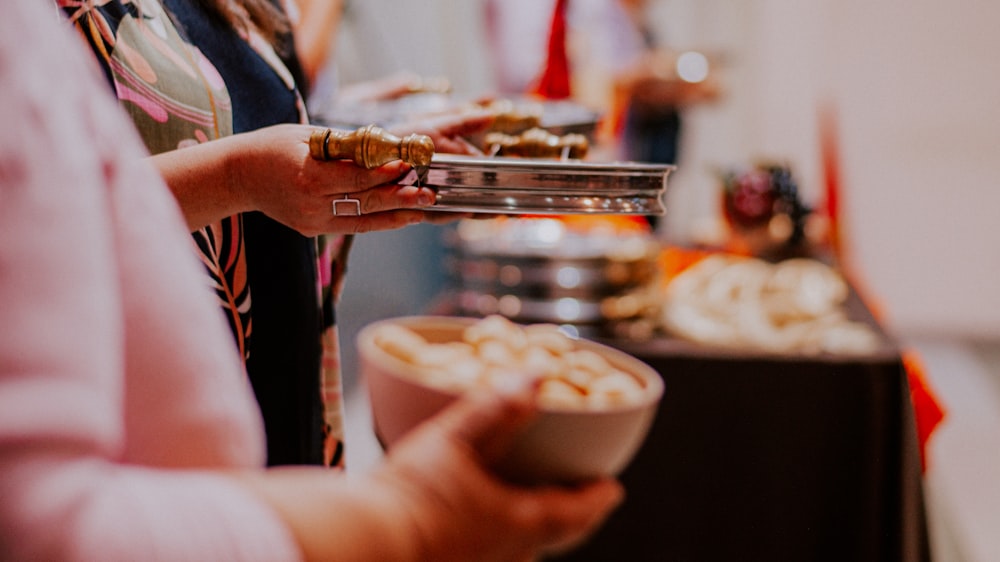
[0,2,300,560]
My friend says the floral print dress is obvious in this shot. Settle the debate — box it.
[59,0,349,468]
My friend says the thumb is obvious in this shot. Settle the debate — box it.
[429,376,540,466]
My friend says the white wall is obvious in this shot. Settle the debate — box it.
[335,0,493,92]
[334,0,1000,340]
[824,1,1000,338]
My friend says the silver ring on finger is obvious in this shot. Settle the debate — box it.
[332,194,362,216]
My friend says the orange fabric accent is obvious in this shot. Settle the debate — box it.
[819,105,843,261]
[656,246,723,291]
[901,350,946,471]
[818,104,944,470]
[559,215,651,233]
[511,215,651,235]
[841,257,943,473]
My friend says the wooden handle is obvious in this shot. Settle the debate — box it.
[310,124,435,168]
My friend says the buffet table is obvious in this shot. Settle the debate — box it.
[549,290,930,562]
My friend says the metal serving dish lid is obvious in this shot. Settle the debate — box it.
[404,154,674,216]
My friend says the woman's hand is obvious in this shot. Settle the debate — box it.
[390,107,496,156]
[152,124,440,236]
[234,380,623,562]
[366,381,625,562]
[231,124,445,237]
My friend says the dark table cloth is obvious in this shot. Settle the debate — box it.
[549,291,930,562]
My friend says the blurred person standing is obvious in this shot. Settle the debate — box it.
[59,0,359,469]
[56,0,488,470]
[484,0,719,164]
[607,0,720,165]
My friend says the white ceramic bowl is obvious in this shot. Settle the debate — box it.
[357,316,664,484]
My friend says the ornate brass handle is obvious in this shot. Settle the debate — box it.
[309,124,435,168]
[484,127,589,159]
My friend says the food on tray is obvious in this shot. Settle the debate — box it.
[483,127,589,159]
[476,99,544,135]
[660,254,880,355]
[370,315,647,410]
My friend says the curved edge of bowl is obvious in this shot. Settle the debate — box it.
[357,315,665,484]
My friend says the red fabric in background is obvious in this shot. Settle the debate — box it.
[903,351,946,471]
[529,0,572,99]
[819,104,945,471]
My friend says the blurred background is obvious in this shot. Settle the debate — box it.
[318,1,1000,559]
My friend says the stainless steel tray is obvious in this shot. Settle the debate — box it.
[402,154,674,216]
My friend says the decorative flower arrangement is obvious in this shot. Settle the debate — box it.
[720,163,813,258]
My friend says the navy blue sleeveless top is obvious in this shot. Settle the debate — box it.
[163,0,325,467]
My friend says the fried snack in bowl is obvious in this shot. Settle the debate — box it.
[357,315,663,484]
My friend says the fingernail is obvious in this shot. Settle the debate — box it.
[418,189,436,206]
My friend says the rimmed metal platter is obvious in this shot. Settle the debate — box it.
[402,154,674,216]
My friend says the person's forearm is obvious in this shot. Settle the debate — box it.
[149,136,251,232]
[292,0,345,86]
[234,467,418,562]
